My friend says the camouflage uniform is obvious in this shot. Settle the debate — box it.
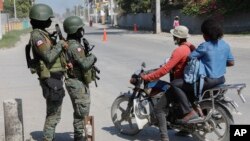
[63,16,96,141]
[29,4,66,141]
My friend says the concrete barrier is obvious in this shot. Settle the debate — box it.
[3,99,24,141]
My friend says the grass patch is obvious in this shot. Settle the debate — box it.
[0,28,31,49]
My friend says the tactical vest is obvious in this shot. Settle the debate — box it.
[67,40,93,84]
[30,29,66,79]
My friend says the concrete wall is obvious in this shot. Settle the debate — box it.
[118,10,250,34]
[1,13,31,40]
[118,13,154,30]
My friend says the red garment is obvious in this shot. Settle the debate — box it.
[143,42,195,81]
[173,20,180,28]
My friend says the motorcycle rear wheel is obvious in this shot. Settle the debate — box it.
[111,95,140,135]
[192,102,233,141]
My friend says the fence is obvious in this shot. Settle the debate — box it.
[1,13,30,40]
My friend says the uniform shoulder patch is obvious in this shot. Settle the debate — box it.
[31,30,46,48]
[77,48,82,52]
[36,40,44,47]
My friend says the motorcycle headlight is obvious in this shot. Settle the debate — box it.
[130,74,140,85]
[130,78,137,85]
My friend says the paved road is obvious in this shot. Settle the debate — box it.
[0,23,250,141]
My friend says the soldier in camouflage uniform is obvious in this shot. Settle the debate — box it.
[63,16,97,141]
[28,4,68,141]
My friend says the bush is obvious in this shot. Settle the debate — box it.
[182,0,250,16]
[0,28,31,49]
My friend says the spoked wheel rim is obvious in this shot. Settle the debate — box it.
[192,102,233,141]
[111,95,140,135]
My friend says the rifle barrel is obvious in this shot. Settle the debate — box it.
[93,66,100,74]
[95,75,100,80]
[55,24,65,40]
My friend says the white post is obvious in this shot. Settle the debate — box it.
[3,99,24,141]
[88,0,90,22]
[156,0,161,33]
[95,8,97,23]
[0,12,2,40]
[113,0,117,26]
[110,0,114,26]
[14,0,17,20]
[95,0,97,23]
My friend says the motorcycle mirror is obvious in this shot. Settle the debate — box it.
[141,62,146,68]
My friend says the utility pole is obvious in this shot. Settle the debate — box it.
[0,10,2,40]
[14,0,17,20]
[94,0,97,23]
[156,0,161,33]
[110,0,114,26]
[88,0,90,22]
[0,0,3,40]
[31,0,35,6]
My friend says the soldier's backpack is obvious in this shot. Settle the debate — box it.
[25,41,38,74]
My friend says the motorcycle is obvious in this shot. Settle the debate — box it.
[111,62,246,141]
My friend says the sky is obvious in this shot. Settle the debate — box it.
[35,0,84,15]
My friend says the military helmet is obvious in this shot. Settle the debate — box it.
[170,25,190,39]
[29,4,54,21]
[63,16,85,34]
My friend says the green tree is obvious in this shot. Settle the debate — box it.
[116,0,189,14]
[3,0,32,19]
[16,1,32,18]
[3,0,13,16]
[182,0,250,16]
[116,0,151,14]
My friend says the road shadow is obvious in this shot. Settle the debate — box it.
[102,125,160,141]
[85,26,154,36]
[30,131,73,141]
[85,31,127,36]
[102,125,194,141]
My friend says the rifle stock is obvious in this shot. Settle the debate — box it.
[82,38,100,87]
[55,24,65,40]
[25,43,32,68]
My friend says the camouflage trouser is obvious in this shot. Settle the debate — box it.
[65,78,91,138]
[40,77,65,141]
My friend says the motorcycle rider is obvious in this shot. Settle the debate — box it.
[178,18,235,106]
[141,25,198,141]
[28,4,68,141]
[63,16,97,141]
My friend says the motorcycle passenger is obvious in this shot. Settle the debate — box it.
[141,25,198,141]
[182,18,235,104]
[28,4,68,141]
[63,16,97,141]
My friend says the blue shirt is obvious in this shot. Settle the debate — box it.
[190,39,234,78]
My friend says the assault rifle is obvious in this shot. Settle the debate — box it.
[82,38,100,73]
[55,24,100,86]
[82,38,100,87]
[55,24,65,40]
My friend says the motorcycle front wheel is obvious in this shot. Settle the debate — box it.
[111,95,140,135]
[192,102,233,141]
